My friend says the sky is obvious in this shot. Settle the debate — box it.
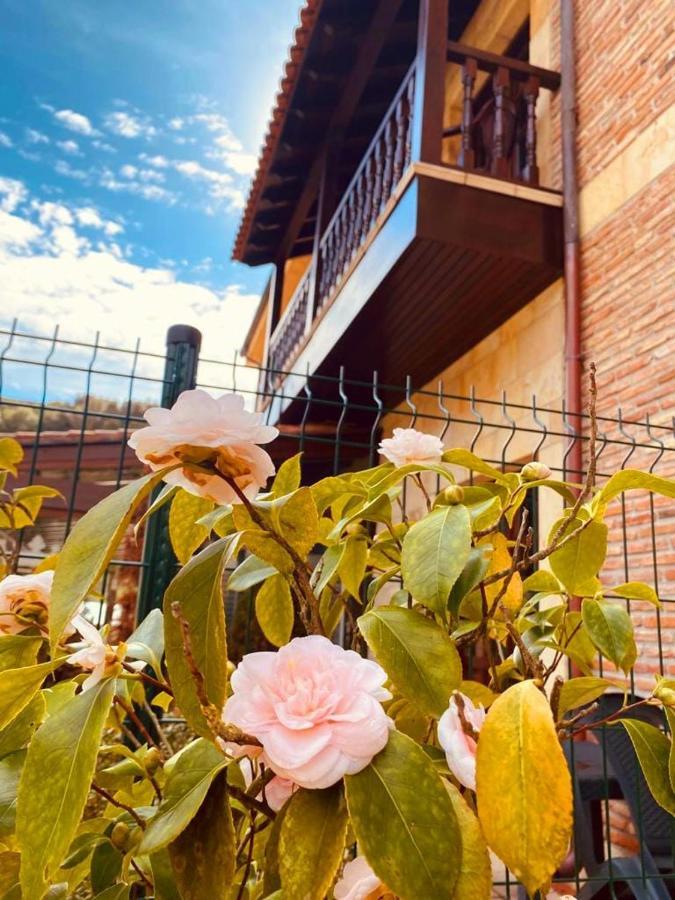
[0,0,301,363]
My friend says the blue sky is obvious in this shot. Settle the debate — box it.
[0,0,300,358]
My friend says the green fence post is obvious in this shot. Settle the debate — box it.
[136,324,202,623]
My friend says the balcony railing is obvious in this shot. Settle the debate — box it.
[266,44,560,379]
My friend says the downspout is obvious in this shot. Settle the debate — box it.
[561,0,582,484]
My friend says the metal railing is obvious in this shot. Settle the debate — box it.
[1,321,673,895]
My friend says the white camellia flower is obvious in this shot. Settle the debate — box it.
[334,856,386,900]
[0,570,54,635]
[437,691,487,791]
[378,427,444,468]
[128,389,278,504]
[67,615,141,690]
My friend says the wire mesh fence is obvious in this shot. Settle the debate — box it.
[1,321,674,897]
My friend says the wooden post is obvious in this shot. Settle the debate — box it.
[263,261,284,386]
[458,57,477,170]
[308,142,341,324]
[491,66,511,179]
[410,0,449,164]
[523,75,540,185]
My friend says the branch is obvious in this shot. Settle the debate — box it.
[91,782,146,829]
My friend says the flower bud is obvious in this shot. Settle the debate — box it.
[520,461,552,482]
[653,677,675,708]
[345,522,369,538]
[144,747,163,774]
[110,822,131,851]
[436,484,465,506]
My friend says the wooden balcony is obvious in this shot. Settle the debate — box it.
[263,40,563,416]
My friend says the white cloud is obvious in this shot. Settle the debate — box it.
[0,177,28,213]
[56,139,81,156]
[0,179,258,362]
[172,159,244,209]
[0,132,14,148]
[53,109,98,137]
[25,128,49,145]
[92,139,117,153]
[139,153,169,168]
[75,206,124,236]
[120,164,137,179]
[35,201,74,227]
[105,111,156,140]
[99,167,176,204]
[168,117,184,131]
[54,159,89,181]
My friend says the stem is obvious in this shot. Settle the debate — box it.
[236,813,257,900]
[91,782,146,829]
[564,697,651,738]
[414,474,432,512]
[122,661,174,697]
[228,784,275,819]
[114,695,161,751]
[143,699,175,756]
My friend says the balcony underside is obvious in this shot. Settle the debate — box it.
[269,164,563,424]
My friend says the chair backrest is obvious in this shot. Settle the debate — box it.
[588,694,674,861]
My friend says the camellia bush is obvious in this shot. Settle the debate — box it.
[1,385,674,900]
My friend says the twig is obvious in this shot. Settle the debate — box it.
[550,675,564,721]
[143,699,174,756]
[170,602,262,747]
[486,510,530,619]
[114,696,161,752]
[130,859,154,890]
[228,784,275,819]
[414,474,432,512]
[91,782,146,829]
[564,697,651,738]
[122,661,174,697]
[505,620,545,682]
[236,813,257,900]
[112,705,142,750]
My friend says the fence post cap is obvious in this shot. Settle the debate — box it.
[166,324,202,349]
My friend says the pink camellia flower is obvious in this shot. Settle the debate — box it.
[437,691,487,791]
[378,427,444,468]
[334,856,386,900]
[223,635,393,789]
[66,615,139,690]
[0,570,54,635]
[128,389,278,504]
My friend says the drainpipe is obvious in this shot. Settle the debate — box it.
[561,0,582,485]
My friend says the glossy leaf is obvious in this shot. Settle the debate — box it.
[314,544,344,595]
[169,489,213,565]
[233,488,319,573]
[255,574,294,647]
[442,449,509,483]
[448,545,491,618]
[16,678,115,899]
[270,452,302,497]
[0,692,45,758]
[139,739,230,855]
[476,680,573,897]
[168,770,235,898]
[49,470,168,649]
[609,581,660,607]
[0,659,61,731]
[150,849,183,900]
[0,634,42,672]
[338,535,369,600]
[125,608,164,676]
[358,607,461,718]
[401,504,471,615]
[617,718,675,816]
[0,750,24,837]
[594,469,675,513]
[164,537,234,738]
[522,569,563,594]
[557,677,614,718]
[481,533,523,615]
[549,518,608,595]
[227,554,276,592]
[279,785,348,900]
[665,709,675,793]
[445,782,491,900]
[0,438,23,476]
[582,598,637,674]
[345,730,461,900]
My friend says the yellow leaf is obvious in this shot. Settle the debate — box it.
[168,489,214,565]
[0,438,23,477]
[445,783,491,899]
[479,533,523,616]
[476,680,572,897]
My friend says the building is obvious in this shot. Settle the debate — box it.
[235,0,675,868]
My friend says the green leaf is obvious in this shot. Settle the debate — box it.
[139,739,230,855]
[448,545,491,618]
[549,517,608,595]
[0,693,45,758]
[0,750,25,837]
[270,452,302,497]
[441,449,509,483]
[16,678,115,899]
[314,544,344,595]
[665,709,675,793]
[169,489,214,565]
[233,488,319,573]
[582,598,637,674]
[617,719,675,816]
[609,581,660,607]
[125,608,164,676]
[0,634,42,672]
[50,470,169,650]
[0,438,23,476]
[168,770,235,898]
[310,475,365,516]
[445,782,491,899]
[150,849,183,900]
[358,607,461,718]
[227,554,276,591]
[279,785,348,900]
[93,885,130,900]
[338,535,368,600]
[164,537,234,738]
[557,677,614,718]
[522,569,563,594]
[255,574,294,647]
[90,840,123,894]
[401,504,471,615]
[476,680,572,898]
[594,469,675,514]
[345,730,461,900]
[0,659,61,731]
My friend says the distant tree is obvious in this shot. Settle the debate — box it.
[0,396,149,433]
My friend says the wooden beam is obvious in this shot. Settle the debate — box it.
[447,41,561,91]
[410,0,449,164]
[277,0,406,262]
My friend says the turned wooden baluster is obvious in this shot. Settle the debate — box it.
[321,233,333,303]
[458,57,477,170]
[404,73,415,170]
[381,116,396,207]
[371,138,385,226]
[360,155,375,247]
[393,93,407,184]
[353,170,366,259]
[523,75,540,185]
[337,206,349,276]
[492,66,511,179]
[344,190,357,264]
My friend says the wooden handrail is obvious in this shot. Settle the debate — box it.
[447,41,561,91]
